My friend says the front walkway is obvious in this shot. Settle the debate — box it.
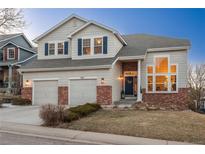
[0,121,192,145]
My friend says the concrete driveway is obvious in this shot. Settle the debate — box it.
[0,105,42,125]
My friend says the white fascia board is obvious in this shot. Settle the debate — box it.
[147,46,190,52]
[19,65,111,73]
[33,14,88,43]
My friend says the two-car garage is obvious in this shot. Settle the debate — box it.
[32,79,97,107]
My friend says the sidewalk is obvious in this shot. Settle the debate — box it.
[0,121,192,145]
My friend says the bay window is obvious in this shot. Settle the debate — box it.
[82,39,91,55]
[146,56,177,93]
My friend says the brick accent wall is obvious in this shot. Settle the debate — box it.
[58,86,68,105]
[142,88,189,110]
[122,62,137,72]
[97,85,112,105]
[21,87,32,101]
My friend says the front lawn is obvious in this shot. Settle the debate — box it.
[60,110,205,144]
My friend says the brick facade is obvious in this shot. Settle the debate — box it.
[97,85,112,105]
[58,86,68,105]
[142,88,189,110]
[122,62,137,72]
[21,87,32,101]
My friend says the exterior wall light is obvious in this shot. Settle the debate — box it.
[25,80,31,87]
[101,78,105,85]
[118,75,123,80]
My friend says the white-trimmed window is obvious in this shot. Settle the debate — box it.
[57,42,64,55]
[146,56,177,93]
[94,37,103,54]
[7,48,15,60]
[48,43,55,55]
[82,39,91,55]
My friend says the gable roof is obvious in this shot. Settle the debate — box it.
[68,20,127,45]
[33,14,88,43]
[0,33,34,48]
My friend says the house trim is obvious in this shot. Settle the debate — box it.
[19,65,111,73]
[147,46,190,52]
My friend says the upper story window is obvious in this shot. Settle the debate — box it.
[57,42,64,55]
[7,48,15,60]
[94,38,103,54]
[82,39,91,55]
[48,43,55,55]
[146,56,177,93]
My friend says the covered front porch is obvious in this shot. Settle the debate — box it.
[0,65,22,94]
[116,59,143,104]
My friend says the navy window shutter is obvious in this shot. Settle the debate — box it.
[64,41,68,55]
[45,43,48,56]
[78,38,82,56]
[103,36,108,54]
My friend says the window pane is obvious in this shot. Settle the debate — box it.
[155,57,168,73]
[147,66,153,74]
[155,76,168,91]
[94,38,102,54]
[83,39,91,55]
[147,76,153,92]
[49,43,55,55]
[148,84,153,92]
[8,49,15,59]
[171,65,176,73]
[171,75,177,91]
[57,43,64,55]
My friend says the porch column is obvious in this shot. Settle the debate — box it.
[8,65,12,92]
[137,60,142,102]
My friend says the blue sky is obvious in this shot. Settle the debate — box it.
[23,9,205,64]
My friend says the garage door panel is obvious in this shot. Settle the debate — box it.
[34,80,58,105]
[70,79,96,107]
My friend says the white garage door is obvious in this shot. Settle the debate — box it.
[33,80,58,106]
[70,79,97,107]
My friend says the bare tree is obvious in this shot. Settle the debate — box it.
[188,64,205,110]
[0,8,26,34]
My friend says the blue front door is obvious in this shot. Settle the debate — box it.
[125,76,133,95]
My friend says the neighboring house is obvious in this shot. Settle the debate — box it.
[0,33,37,94]
[20,14,191,109]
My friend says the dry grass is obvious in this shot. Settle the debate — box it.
[60,109,205,144]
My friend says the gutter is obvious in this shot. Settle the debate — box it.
[19,65,112,73]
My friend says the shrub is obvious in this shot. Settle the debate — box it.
[69,103,100,117]
[64,103,101,123]
[12,97,31,106]
[39,104,65,126]
[63,110,80,122]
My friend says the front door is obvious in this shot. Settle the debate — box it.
[125,76,133,95]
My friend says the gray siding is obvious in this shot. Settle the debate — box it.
[10,35,32,48]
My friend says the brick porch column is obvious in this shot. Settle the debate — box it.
[58,86,68,105]
[97,85,112,105]
[21,87,32,101]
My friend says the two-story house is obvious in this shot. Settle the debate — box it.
[0,33,36,94]
[20,14,190,109]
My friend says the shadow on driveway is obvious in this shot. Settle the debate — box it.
[0,106,42,125]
